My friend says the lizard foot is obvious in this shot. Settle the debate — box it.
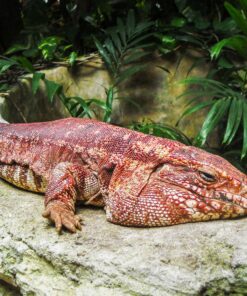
[42,202,82,233]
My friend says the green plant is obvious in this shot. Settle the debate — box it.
[179,78,247,159]
[38,37,67,61]
[95,10,153,85]
[177,1,247,162]
[67,9,153,123]
[130,120,191,145]
[156,0,231,55]
[211,0,247,59]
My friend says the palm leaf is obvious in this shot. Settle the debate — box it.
[95,10,153,83]
[116,18,126,46]
[223,98,243,145]
[179,100,214,121]
[126,10,135,38]
[45,79,62,103]
[115,65,146,85]
[225,2,247,35]
[211,36,247,59]
[130,121,191,145]
[32,72,45,94]
[123,51,150,64]
[194,98,231,146]
[108,30,122,53]
[94,37,114,73]
[0,58,17,73]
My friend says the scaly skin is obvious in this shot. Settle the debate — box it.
[0,118,246,233]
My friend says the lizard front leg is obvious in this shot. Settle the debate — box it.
[43,162,99,233]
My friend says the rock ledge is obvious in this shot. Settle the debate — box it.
[0,180,247,295]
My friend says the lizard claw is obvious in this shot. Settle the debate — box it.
[42,202,82,233]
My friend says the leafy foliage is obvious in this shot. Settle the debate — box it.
[94,9,153,85]
[211,1,247,59]
[130,120,191,145]
[180,78,247,158]
[176,0,247,163]
[86,10,153,122]
[156,0,230,55]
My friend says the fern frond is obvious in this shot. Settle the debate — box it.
[94,9,153,85]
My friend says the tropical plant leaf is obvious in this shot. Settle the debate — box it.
[126,33,153,48]
[225,2,247,36]
[171,34,203,47]
[95,10,152,83]
[45,79,62,103]
[103,87,115,122]
[123,51,149,64]
[134,21,154,35]
[88,98,105,108]
[105,38,118,64]
[194,98,231,146]
[127,10,135,38]
[32,72,45,94]
[68,51,77,66]
[108,30,122,53]
[0,59,17,73]
[66,96,94,118]
[217,57,234,69]
[106,87,114,108]
[93,10,153,122]
[213,17,237,34]
[179,77,246,157]
[179,100,214,121]
[211,36,247,59]
[116,65,146,85]
[130,121,191,145]
[38,36,62,60]
[5,43,29,55]
[180,78,240,98]
[116,17,126,46]
[132,43,154,50]
[94,37,114,73]
[15,56,34,73]
[223,98,243,145]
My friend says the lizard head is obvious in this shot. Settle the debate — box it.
[107,139,247,227]
[138,145,247,226]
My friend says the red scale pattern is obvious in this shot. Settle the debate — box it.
[0,118,246,232]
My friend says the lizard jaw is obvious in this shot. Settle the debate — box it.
[216,191,247,209]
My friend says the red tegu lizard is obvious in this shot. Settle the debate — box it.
[0,118,246,233]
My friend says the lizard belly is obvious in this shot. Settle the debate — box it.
[0,163,47,193]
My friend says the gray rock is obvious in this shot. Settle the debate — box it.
[0,179,247,296]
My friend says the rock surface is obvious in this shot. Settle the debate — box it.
[1,179,247,296]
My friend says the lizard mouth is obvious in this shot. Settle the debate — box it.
[214,191,247,209]
[156,177,247,211]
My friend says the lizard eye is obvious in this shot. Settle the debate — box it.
[199,171,216,183]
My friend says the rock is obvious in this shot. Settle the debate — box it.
[0,179,247,296]
[0,52,216,143]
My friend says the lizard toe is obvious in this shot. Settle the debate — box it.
[61,216,77,233]
[42,208,50,218]
[43,202,81,233]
